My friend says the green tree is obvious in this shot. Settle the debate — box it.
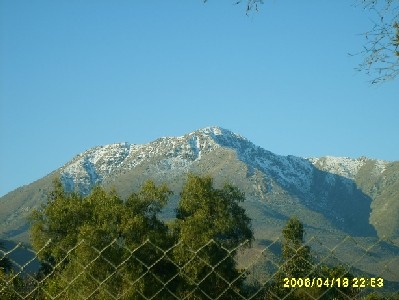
[0,272,20,300]
[0,241,12,274]
[30,179,176,299]
[265,217,360,300]
[281,216,312,279]
[264,217,313,299]
[30,176,254,299]
[173,174,253,299]
[0,241,19,299]
[317,264,359,300]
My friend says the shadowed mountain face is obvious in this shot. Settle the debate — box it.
[0,126,397,243]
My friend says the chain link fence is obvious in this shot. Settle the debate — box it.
[1,236,399,299]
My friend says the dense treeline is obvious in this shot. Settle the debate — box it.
[2,175,254,299]
[1,174,398,299]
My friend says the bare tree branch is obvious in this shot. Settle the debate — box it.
[204,0,399,83]
[356,0,399,83]
[204,0,265,14]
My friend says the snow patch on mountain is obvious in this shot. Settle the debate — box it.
[196,127,314,193]
[249,153,314,194]
[308,156,364,179]
[308,156,387,179]
[58,126,388,197]
[374,159,387,174]
[59,128,222,192]
[60,143,134,193]
[59,126,319,195]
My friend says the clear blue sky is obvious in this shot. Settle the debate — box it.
[1,0,398,197]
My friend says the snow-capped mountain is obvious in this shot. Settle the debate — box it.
[1,126,398,244]
[60,126,387,196]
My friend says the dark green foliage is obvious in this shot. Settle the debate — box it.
[19,177,391,299]
[175,174,253,248]
[363,291,399,300]
[173,174,254,299]
[281,216,312,279]
[263,217,361,300]
[0,242,18,299]
[0,242,12,274]
[316,264,359,300]
[0,272,20,300]
[263,217,313,299]
[30,178,176,299]
[28,175,254,299]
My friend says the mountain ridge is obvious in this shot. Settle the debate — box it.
[58,126,389,197]
[0,126,397,243]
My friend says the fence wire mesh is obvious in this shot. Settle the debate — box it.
[1,236,399,300]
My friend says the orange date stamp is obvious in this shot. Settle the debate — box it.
[283,277,384,288]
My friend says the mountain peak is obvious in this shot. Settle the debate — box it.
[188,126,250,148]
[188,126,247,141]
[196,126,225,135]
[58,126,252,195]
[196,126,236,136]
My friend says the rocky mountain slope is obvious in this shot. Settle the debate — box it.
[1,126,399,282]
